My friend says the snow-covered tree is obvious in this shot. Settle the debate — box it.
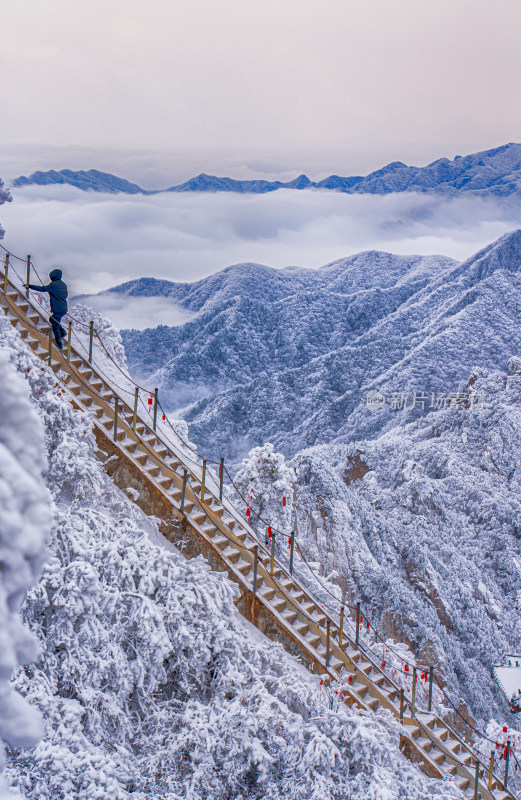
[68,303,127,372]
[232,443,296,544]
[0,349,50,799]
[0,177,12,241]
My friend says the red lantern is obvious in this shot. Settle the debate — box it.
[282,496,287,507]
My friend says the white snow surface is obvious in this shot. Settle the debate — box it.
[0,294,463,797]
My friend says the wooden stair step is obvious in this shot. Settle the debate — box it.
[222,546,240,564]
[236,559,252,576]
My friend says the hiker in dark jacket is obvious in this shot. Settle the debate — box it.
[25,268,68,350]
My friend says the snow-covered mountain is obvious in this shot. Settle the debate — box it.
[12,169,146,194]
[0,287,461,799]
[13,141,521,197]
[88,231,521,466]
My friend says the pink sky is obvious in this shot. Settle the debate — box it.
[1,0,520,182]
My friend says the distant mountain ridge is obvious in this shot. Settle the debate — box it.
[13,142,521,197]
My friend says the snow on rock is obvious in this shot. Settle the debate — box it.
[0,294,462,798]
[0,343,50,799]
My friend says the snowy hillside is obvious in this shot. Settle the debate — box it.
[290,355,521,731]
[89,230,521,468]
[13,141,521,198]
[111,250,456,455]
[0,303,461,798]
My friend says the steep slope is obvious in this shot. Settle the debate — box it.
[12,142,521,197]
[291,356,521,735]
[0,301,462,799]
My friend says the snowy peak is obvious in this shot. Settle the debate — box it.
[456,229,521,284]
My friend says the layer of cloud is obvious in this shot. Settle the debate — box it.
[71,294,195,331]
[1,184,521,299]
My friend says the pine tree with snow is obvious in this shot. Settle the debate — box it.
[232,443,296,546]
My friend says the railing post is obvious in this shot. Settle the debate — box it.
[400,688,405,722]
[339,604,344,648]
[180,469,188,514]
[326,620,331,668]
[428,666,434,712]
[153,387,158,431]
[289,529,295,574]
[66,321,72,361]
[113,396,119,442]
[219,457,224,501]
[48,328,52,367]
[505,740,511,789]
[252,545,258,594]
[201,459,207,503]
[270,530,276,576]
[473,759,480,800]
[411,667,417,715]
[488,750,494,790]
[88,320,94,363]
[26,256,31,298]
[3,253,9,295]
[132,387,139,431]
[355,602,361,647]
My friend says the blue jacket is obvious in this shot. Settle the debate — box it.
[28,269,68,314]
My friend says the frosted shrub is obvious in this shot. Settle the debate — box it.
[232,442,296,542]
[69,303,127,372]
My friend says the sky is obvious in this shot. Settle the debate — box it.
[2,0,521,185]
[2,0,521,326]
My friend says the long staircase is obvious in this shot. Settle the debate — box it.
[0,266,516,800]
